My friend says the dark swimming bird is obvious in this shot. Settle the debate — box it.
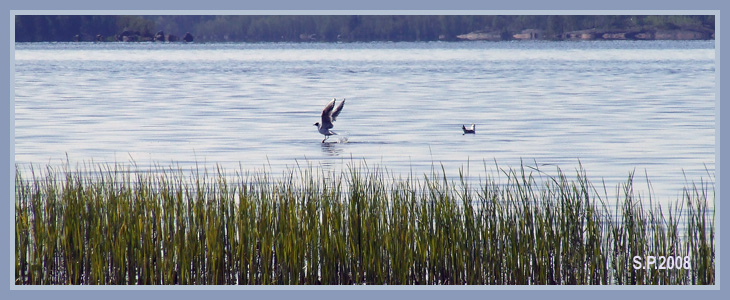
[462,124,476,135]
[314,98,346,143]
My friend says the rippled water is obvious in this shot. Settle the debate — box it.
[14,41,715,202]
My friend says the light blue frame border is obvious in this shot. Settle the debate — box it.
[3,1,724,299]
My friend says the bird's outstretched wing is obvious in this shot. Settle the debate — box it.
[331,98,345,122]
[320,98,337,129]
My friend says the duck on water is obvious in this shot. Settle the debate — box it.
[462,124,475,135]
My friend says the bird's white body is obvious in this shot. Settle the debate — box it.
[314,98,346,143]
[318,127,336,137]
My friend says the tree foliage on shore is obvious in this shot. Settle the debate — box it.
[15,15,715,42]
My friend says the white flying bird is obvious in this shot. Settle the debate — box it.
[314,98,346,143]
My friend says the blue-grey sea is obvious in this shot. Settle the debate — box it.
[14,40,715,202]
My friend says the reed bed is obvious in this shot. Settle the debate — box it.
[14,161,715,285]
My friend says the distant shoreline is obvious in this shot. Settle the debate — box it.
[15,15,714,43]
[60,29,714,43]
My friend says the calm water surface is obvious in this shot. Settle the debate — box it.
[14,41,716,202]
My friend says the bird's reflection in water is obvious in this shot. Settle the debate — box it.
[319,142,343,180]
[319,141,345,177]
[320,141,344,157]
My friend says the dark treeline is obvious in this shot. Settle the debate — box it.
[15,15,715,42]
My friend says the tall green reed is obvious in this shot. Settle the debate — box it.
[14,161,715,285]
